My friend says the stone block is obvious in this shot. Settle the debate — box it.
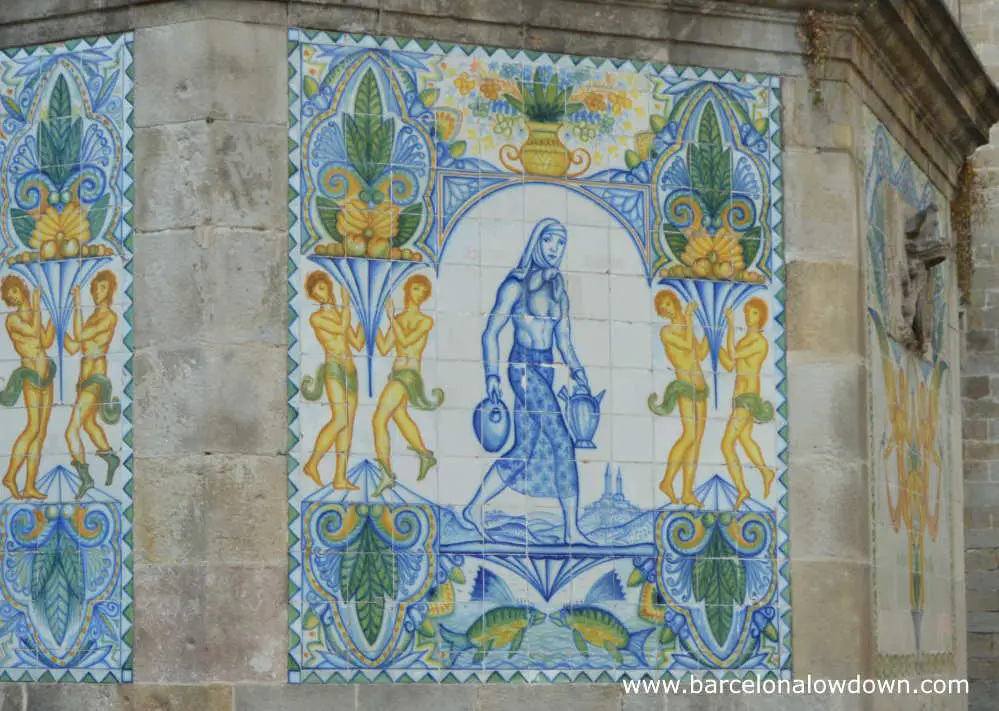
[786,356,866,460]
[783,77,859,152]
[27,685,116,711]
[117,685,233,711]
[203,564,286,682]
[204,228,287,345]
[359,685,476,711]
[969,632,995,656]
[788,455,869,561]
[479,685,621,711]
[132,564,205,683]
[134,227,286,347]
[378,12,525,49]
[783,150,861,265]
[970,680,999,711]
[289,4,379,33]
[524,0,669,41]
[969,612,999,633]
[790,559,872,678]
[235,685,357,711]
[136,121,285,232]
[785,261,863,355]
[136,20,287,126]
[134,343,286,457]
[135,122,210,231]
[133,228,212,347]
[135,454,286,565]
[966,546,999,572]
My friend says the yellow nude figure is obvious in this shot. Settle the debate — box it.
[648,290,709,508]
[64,271,122,499]
[883,365,912,531]
[0,276,55,500]
[719,298,776,510]
[300,271,365,490]
[371,275,443,497]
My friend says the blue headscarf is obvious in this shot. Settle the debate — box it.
[515,218,567,273]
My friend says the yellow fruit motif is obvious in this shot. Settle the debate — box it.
[40,241,57,260]
[345,234,367,257]
[30,201,90,251]
[366,237,391,259]
[60,239,80,258]
[680,227,745,279]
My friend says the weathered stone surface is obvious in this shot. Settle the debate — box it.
[790,560,872,678]
[359,686,476,711]
[117,685,234,711]
[970,680,999,711]
[136,20,286,126]
[235,685,357,711]
[136,121,285,232]
[135,454,286,565]
[134,344,286,457]
[479,685,621,711]
[785,261,863,355]
[788,455,869,561]
[134,227,285,348]
[0,687,24,710]
[132,564,205,683]
[783,77,859,152]
[203,565,286,682]
[786,355,866,460]
[783,152,862,265]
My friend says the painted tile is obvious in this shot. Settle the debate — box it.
[0,36,133,683]
[288,31,787,683]
[861,108,957,677]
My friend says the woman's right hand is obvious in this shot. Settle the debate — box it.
[485,375,502,402]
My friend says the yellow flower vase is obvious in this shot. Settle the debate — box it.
[500,121,591,178]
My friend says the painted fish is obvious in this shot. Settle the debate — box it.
[438,567,544,663]
[550,571,654,665]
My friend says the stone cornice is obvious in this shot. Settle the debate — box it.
[1,0,998,167]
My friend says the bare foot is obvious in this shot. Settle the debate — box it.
[733,488,750,510]
[302,462,322,487]
[680,492,704,509]
[658,478,679,505]
[331,477,360,492]
[761,467,775,499]
[23,488,45,500]
[3,477,21,500]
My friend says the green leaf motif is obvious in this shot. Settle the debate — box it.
[30,528,85,647]
[664,230,687,262]
[86,194,110,241]
[394,203,423,247]
[48,75,73,121]
[10,208,34,247]
[419,88,439,107]
[341,516,397,646]
[343,70,395,189]
[689,103,732,219]
[2,96,23,122]
[303,76,320,99]
[316,197,344,243]
[354,70,383,119]
[692,522,745,646]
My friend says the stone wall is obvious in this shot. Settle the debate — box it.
[958,2,999,710]
[0,2,990,710]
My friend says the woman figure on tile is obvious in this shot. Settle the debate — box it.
[461,217,593,544]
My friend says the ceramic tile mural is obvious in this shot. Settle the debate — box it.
[287,30,788,683]
[862,108,957,677]
[0,35,133,682]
